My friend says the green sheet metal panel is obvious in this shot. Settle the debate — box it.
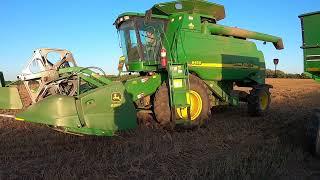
[125,74,162,101]
[78,82,137,134]
[168,19,265,81]
[16,95,81,127]
[299,12,320,75]
[16,82,137,136]
[0,87,23,109]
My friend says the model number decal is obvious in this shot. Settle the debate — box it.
[191,61,202,65]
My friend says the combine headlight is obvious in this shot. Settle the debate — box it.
[173,79,183,88]
[116,16,130,27]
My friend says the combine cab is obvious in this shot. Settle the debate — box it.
[0,0,283,136]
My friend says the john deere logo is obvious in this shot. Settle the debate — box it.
[111,92,122,103]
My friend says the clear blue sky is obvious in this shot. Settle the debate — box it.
[0,0,319,80]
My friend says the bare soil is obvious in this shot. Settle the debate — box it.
[1,79,320,179]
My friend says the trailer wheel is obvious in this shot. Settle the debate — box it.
[247,88,271,116]
[153,83,173,128]
[306,108,320,156]
[176,75,211,128]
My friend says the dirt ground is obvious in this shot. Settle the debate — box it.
[1,78,320,179]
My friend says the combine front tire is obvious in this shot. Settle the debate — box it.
[247,87,271,116]
[306,108,320,156]
[153,75,212,129]
[153,83,173,128]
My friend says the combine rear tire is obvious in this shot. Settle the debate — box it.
[247,88,271,116]
[306,108,320,156]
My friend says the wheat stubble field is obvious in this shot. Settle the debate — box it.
[1,79,320,179]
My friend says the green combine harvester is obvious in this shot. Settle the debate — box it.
[299,11,320,155]
[0,0,283,136]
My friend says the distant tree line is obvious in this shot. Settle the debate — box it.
[265,69,310,79]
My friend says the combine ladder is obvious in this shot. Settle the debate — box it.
[167,63,192,124]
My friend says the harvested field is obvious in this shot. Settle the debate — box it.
[1,78,320,179]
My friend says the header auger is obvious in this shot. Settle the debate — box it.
[0,0,283,136]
